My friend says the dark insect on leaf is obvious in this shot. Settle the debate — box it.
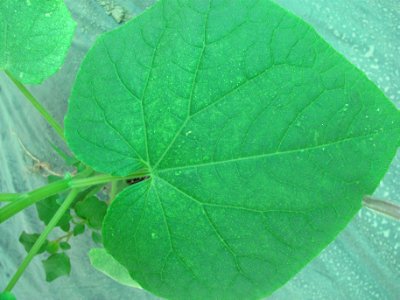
[126,176,150,185]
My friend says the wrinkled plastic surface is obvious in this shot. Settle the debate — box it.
[0,1,399,299]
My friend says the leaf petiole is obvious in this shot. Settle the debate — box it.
[0,194,21,202]
[0,178,72,223]
[54,231,73,243]
[5,70,65,141]
[68,172,148,189]
[0,169,150,223]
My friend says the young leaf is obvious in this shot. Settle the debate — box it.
[65,0,400,299]
[46,241,60,254]
[59,242,71,250]
[89,248,141,289]
[42,253,71,282]
[91,231,103,245]
[75,196,107,230]
[0,0,76,84]
[36,195,71,232]
[19,231,48,254]
[73,223,85,236]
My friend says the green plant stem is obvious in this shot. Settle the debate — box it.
[0,194,21,202]
[0,169,149,223]
[83,184,106,200]
[0,168,93,223]
[0,178,71,223]
[363,196,400,221]
[5,70,65,141]
[4,189,80,292]
[54,231,73,243]
[69,172,147,188]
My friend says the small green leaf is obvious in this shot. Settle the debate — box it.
[75,196,107,230]
[42,253,71,282]
[73,223,85,236]
[59,241,71,250]
[0,291,16,300]
[36,195,71,232]
[19,231,48,254]
[89,248,141,289]
[65,0,400,298]
[0,0,76,84]
[71,185,105,208]
[46,241,59,254]
[91,231,103,245]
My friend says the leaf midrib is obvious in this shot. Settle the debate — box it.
[155,128,396,173]
[151,1,212,170]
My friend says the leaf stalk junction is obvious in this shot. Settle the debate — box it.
[0,168,150,224]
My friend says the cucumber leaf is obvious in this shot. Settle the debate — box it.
[65,0,400,299]
[0,0,76,84]
[42,253,71,282]
[73,223,85,236]
[19,231,48,254]
[89,248,141,289]
[75,196,107,230]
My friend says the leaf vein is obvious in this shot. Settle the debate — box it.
[139,27,167,164]
[152,1,212,169]
[157,130,392,172]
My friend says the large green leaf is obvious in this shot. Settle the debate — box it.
[0,0,76,84]
[65,0,400,299]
